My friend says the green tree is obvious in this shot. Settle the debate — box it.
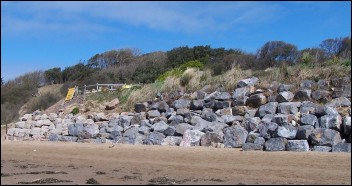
[44,67,62,84]
[257,41,298,67]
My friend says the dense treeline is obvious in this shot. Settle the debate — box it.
[1,36,351,124]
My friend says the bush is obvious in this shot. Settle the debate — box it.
[28,92,61,113]
[71,107,79,115]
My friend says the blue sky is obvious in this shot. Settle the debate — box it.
[1,1,351,81]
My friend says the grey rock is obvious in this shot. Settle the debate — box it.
[190,99,204,110]
[287,140,309,152]
[326,97,351,107]
[223,125,248,148]
[176,123,194,135]
[300,114,319,127]
[79,124,99,139]
[276,91,294,103]
[130,114,144,125]
[109,130,122,141]
[237,77,259,88]
[213,101,231,110]
[296,125,314,140]
[168,115,184,126]
[273,114,289,125]
[221,115,243,124]
[216,107,232,116]
[278,84,294,93]
[264,137,287,151]
[332,143,351,152]
[310,128,342,147]
[147,110,161,119]
[300,80,316,89]
[152,121,169,133]
[157,101,169,112]
[196,90,207,99]
[319,114,342,131]
[311,146,332,152]
[201,108,217,122]
[135,102,148,113]
[241,117,261,133]
[118,116,133,128]
[15,121,26,129]
[205,91,231,101]
[179,130,205,147]
[200,132,223,146]
[278,102,301,114]
[138,125,151,135]
[172,99,191,109]
[323,106,339,115]
[332,84,351,98]
[294,89,312,101]
[232,106,248,116]
[246,93,267,108]
[143,132,165,145]
[163,126,176,136]
[254,137,266,146]
[300,101,325,116]
[262,114,274,123]
[274,124,297,139]
[317,79,330,90]
[161,136,183,146]
[258,102,278,118]
[242,143,263,151]
[258,122,278,139]
[165,108,175,118]
[246,131,260,143]
[232,96,249,106]
[343,116,351,136]
[312,90,331,101]
[233,86,255,98]
[176,108,190,116]
[269,81,281,93]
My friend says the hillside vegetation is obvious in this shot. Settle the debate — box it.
[1,36,351,124]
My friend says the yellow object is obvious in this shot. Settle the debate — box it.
[122,84,132,89]
[65,88,75,101]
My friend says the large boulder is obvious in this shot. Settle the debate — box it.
[264,137,287,151]
[190,99,204,110]
[332,85,351,98]
[311,146,332,152]
[233,86,255,99]
[172,99,191,109]
[296,125,314,140]
[175,123,194,135]
[246,93,267,108]
[277,84,294,93]
[310,128,342,147]
[200,132,223,146]
[312,90,331,101]
[258,122,278,139]
[300,80,316,89]
[135,102,148,113]
[286,140,309,152]
[294,89,312,101]
[105,98,119,110]
[319,114,342,131]
[300,114,319,127]
[317,79,330,90]
[201,108,218,122]
[343,116,351,136]
[152,121,169,133]
[274,124,297,139]
[205,91,231,101]
[276,91,294,103]
[299,101,325,116]
[237,77,259,88]
[147,110,161,119]
[258,102,278,118]
[332,143,351,152]
[277,102,301,114]
[242,143,263,151]
[223,125,248,148]
[161,136,183,146]
[179,130,205,147]
[232,106,248,116]
[143,132,165,145]
[326,97,351,107]
[241,117,261,133]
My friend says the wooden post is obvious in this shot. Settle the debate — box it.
[96,83,98,91]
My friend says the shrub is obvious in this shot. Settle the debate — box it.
[71,107,79,115]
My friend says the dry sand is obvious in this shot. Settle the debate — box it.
[1,137,351,185]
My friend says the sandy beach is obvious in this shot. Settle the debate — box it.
[1,138,351,185]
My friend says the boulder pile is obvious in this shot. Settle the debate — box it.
[7,76,351,152]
